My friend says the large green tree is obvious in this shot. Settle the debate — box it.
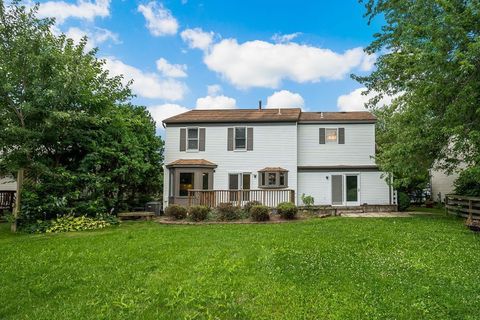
[355,0,480,189]
[0,1,163,230]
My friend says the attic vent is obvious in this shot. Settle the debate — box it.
[320,112,324,119]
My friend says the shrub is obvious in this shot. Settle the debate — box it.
[188,205,210,221]
[301,193,314,207]
[165,205,187,220]
[454,167,480,197]
[243,201,262,213]
[250,205,270,222]
[277,202,298,219]
[22,213,119,234]
[398,192,410,211]
[216,203,239,221]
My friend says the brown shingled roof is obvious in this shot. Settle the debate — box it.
[163,108,302,124]
[299,111,376,122]
[166,159,217,168]
[162,109,376,125]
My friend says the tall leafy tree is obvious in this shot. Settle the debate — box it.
[355,0,480,189]
[0,1,163,230]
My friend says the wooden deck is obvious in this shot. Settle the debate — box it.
[187,189,295,208]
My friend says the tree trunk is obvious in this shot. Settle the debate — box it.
[11,168,24,233]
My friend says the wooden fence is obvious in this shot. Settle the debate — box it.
[445,194,480,220]
[0,191,15,211]
[187,189,295,208]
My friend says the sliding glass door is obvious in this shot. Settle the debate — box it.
[331,174,360,206]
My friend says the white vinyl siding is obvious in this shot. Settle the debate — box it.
[297,171,390,205]
[298,123,376,166]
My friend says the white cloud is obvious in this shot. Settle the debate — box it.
[266,90,305,109]
[181,28,214,51]
[147,104,190,129]
[360,53,376,71]
[196,95,237,110]
[204,39,375,89]
[138,1,178,36]
[155,58,187,78]
[104,57,187,101]
[37,0,110,24]
[337,87,396,111]
[272,32,301,43]
[207,84,222,96]
[65,27,119,51]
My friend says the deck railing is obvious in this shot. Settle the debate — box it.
[0,191,15,211]
[187,189,295,208]
[445,194,480,220]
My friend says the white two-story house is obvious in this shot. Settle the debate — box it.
[163,108,395,209]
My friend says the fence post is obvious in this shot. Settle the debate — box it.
[188,191,191,207]
[445,195,448,215]
[468,199,473,222]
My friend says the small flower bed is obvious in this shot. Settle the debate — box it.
[22,213,119,234]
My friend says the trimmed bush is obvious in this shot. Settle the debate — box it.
[189,205,210,221]
[250,205,270,222]
[244,200,262,213]
[277,202,298,219]
[165,204,187,220]
[398,192,410,211]
[216,203,240,221]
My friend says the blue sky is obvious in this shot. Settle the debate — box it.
[32,0,384,132]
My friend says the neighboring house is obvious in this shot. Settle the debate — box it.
[0,175,16,191]
[162,107,394,208]
[430,164,466,202]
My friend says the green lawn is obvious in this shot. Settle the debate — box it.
[1,211,479,319]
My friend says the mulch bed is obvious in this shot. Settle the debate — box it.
[155,213,331,225]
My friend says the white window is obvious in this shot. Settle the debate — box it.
[234,127,246,150]
[187,128,198,150]
[325,128,338,143]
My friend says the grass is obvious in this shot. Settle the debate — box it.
[1,213,480,319]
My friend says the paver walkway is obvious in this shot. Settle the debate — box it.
[340,211,431,218]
